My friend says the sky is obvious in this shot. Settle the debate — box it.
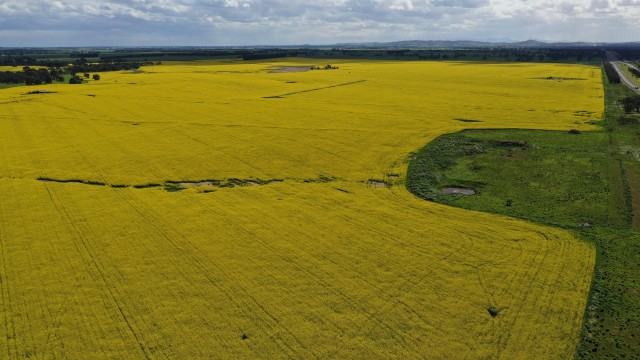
[0,0,639,47]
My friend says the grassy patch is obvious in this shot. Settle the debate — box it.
[407,129,625,229]
[163,183,185,192]
[578,228,640,359]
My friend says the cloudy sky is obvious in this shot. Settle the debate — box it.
[0,0,638,46]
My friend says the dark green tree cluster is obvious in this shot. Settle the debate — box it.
[241,51,296,60]
[70,51,100,58]
[0,60,142,86]
[67,73,100,84]
[68,76,83,84]
[0,56,67,68]
[628,66,640,78]
[622,95,640,113]
[611,47,640,60]
[604,61,621,84]
[0,66,64,86]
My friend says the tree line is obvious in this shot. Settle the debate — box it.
[0,61,150,86]
[0,67,64,86]
[604,61,621,84]
[0,66,106,86]
[68,62,145,73]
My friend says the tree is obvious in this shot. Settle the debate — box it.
[622,96,640,113]
[92,74,100,81]
[24,76,41,86]
[69,76,83,84]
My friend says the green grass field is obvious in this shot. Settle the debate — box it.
[620,65,640,88]
[407,129,625,229]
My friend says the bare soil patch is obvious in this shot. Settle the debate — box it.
[442,187,476,195]
[269,66,312,73]
[368,180,389,188]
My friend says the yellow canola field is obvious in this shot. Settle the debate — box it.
[0,59,602,359]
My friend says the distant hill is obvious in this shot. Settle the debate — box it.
[330,40,640,49]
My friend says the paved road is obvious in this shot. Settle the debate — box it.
[612,61,640,94]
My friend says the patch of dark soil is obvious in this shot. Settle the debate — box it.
[36,177,107,186]
[133,183,162,189]
[487,306,501,318]
[25,90,57,95]
[536,77,586,81]
[490,140,528,148]
[303,175,336,183]
[453,118,482,123]
[169,178,284,189]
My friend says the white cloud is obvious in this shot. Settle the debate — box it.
[0,0,637,46]
[389,0,415,10]
[223,0,240,8]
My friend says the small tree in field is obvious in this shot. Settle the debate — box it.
[92,74,100,81]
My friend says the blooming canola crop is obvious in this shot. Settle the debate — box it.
[0,59,602,358]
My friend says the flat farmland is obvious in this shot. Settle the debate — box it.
[0,59,603,358]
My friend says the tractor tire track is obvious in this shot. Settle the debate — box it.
[9,109,152,359]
